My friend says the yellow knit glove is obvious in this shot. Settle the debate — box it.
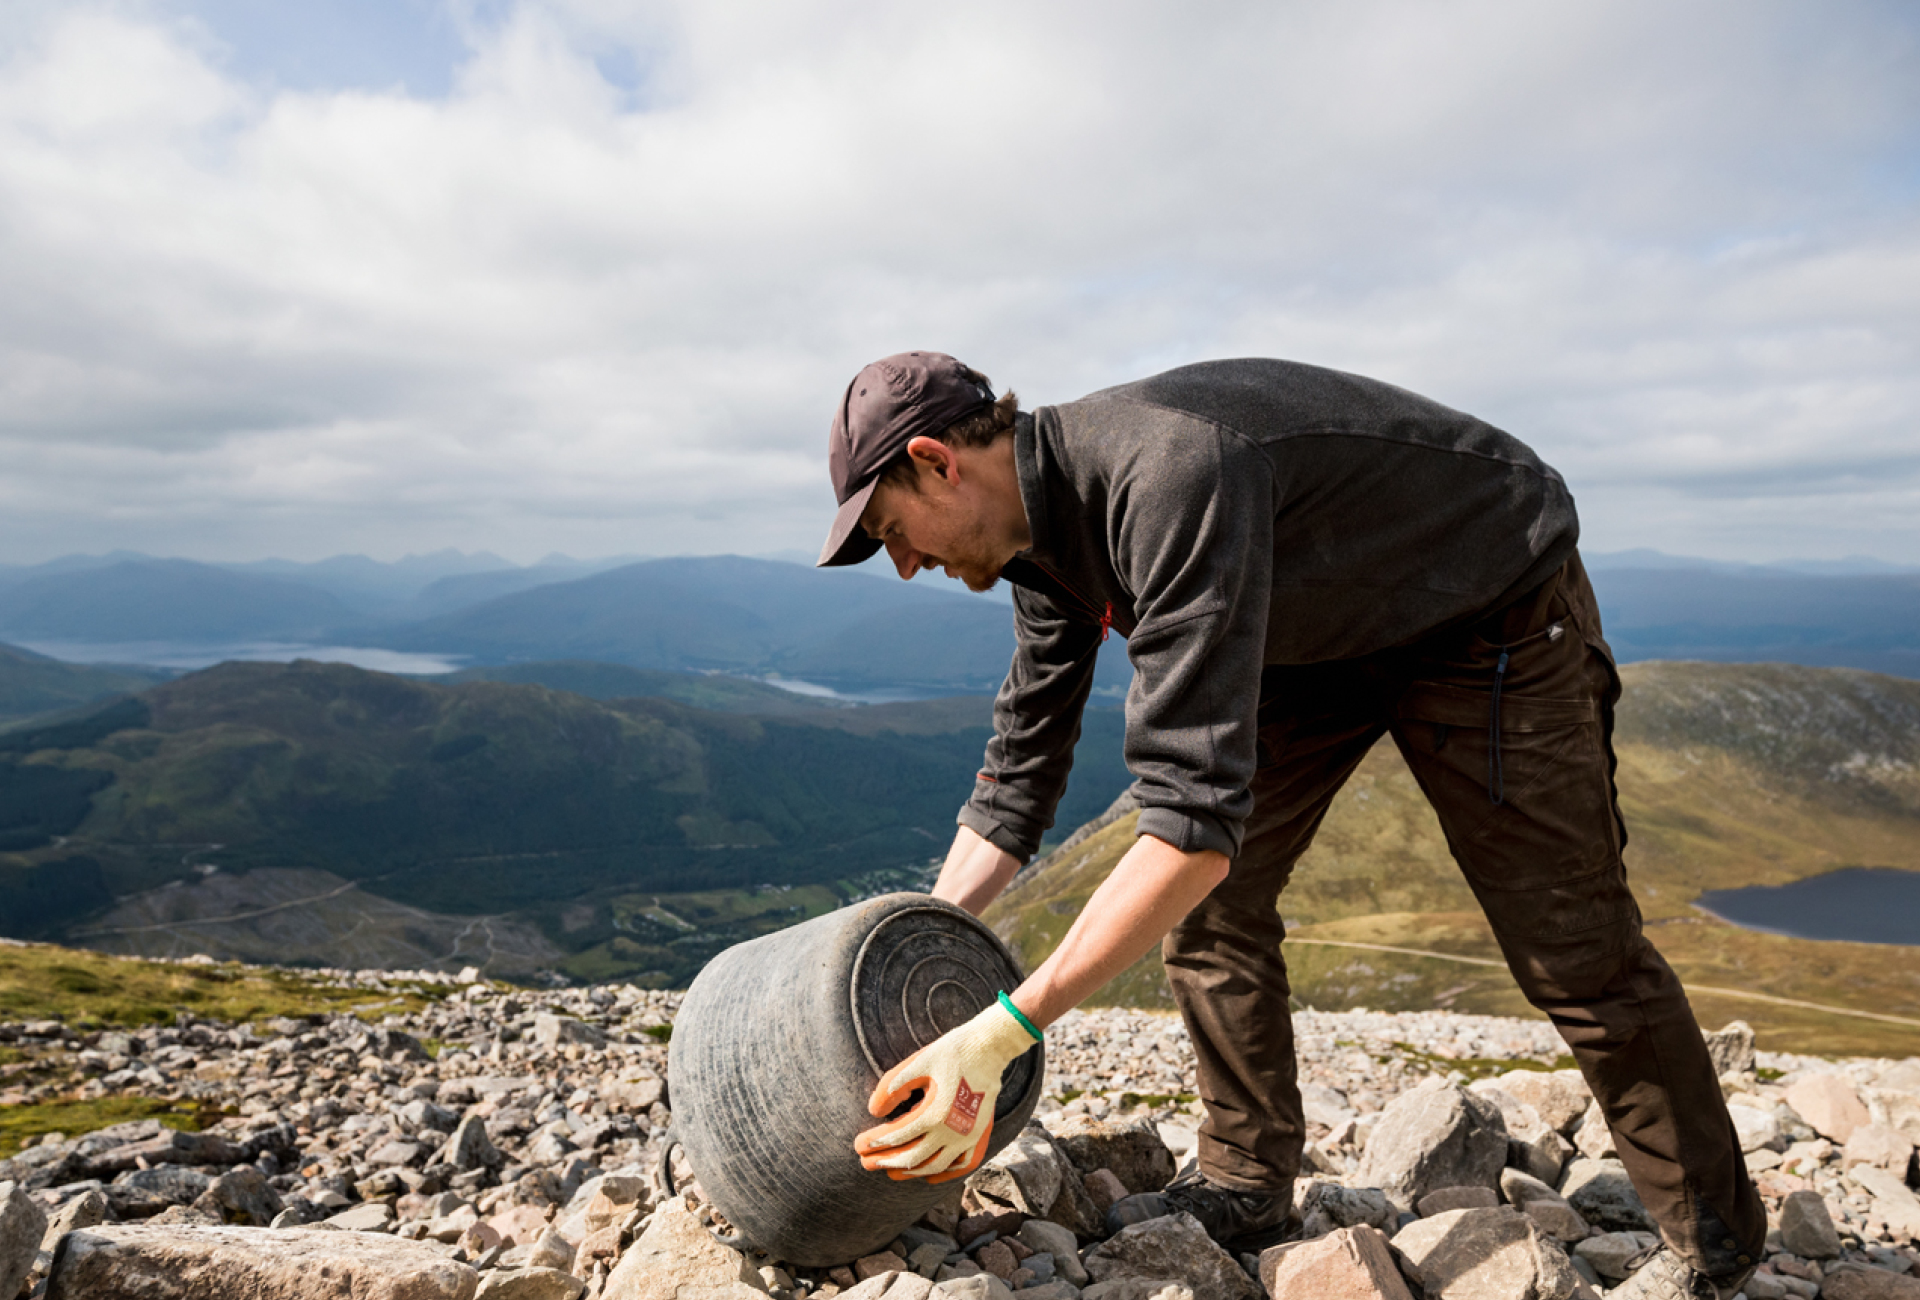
[854,995,1041,1182]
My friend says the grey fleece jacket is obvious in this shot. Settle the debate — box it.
[956,358,1579,863]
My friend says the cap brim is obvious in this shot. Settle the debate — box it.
[816,477,884,567]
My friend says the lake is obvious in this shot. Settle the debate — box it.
[22,640,470,676]
[1695,867,1920,946]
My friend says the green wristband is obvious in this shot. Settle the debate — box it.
[998,991,1042,1042]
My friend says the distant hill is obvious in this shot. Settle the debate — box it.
[375,554,1134,695]
[985,661,1920,1056]
[1590,565,1920,678]
[0,660,1127,983]
[0,643,168,725]
[0,560,353,643]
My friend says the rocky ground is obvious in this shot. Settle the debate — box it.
[1,959,1918,1300]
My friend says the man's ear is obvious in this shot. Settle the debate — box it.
[905,436,958,484]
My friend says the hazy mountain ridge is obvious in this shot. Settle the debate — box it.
[985,660,1920,1056]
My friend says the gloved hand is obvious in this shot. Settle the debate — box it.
[854,993,1042,1182]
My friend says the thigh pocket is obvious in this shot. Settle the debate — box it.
[1395,684,1621,897]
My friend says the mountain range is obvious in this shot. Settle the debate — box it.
[3,549,1918,693]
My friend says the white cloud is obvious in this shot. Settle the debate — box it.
[0,0,1915,564]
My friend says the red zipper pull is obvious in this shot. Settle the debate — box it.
[1099,602,1113,643]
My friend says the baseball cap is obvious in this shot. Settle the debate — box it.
[816,351,996,567]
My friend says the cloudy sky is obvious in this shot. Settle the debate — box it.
[1,0,1916,567]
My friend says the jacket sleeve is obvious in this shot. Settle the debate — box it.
[1118,425,1274,858]
[957,584,1103,863]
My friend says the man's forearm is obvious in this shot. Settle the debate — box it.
[931,824,1022,917]
[1008,833,1228,1030]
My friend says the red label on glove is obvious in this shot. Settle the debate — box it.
[946,1078,984,1136]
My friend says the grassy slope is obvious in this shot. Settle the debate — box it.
[986,662,1920,1056]
[0,643,165,726]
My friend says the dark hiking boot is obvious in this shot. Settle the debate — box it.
[1607,1246,1755,1300]
[1103,1170,1293,1250]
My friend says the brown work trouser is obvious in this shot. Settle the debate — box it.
[1161,552,1765,1278]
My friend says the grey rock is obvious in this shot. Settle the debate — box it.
[1572,1103,1616,1160]
[967,1124,1065,1218]
[326,1202,398,1232]
[1044,1115,1178,1194]
[1,1180,51,1300]
[193,1166,285,1227]
[46,1223,478,1299]
[1556,1158,1652,1233]
[1703,1021,1755,1076]
[440,1116,505,1172]
[473,1266,588,1300]
[1570,1231,1655,1281]
[1777,1189,1842,1259]
[1353,1078,1508,1208]
[40,1187,108,1250]
[117,1164,214,1206]
[1080,1282,1196,1300]
[1017,1219,1088,1284]
[931,1275,1016,1300]
[601,1195,769,1299]
[1477,1071,1592,1136]
[1417,1185,1501,1216]
[85,1130,244,1177]
[1083,1211,1261,1300]
[531,1014,605,1051]
[1260,1224,1413,1300]
[1391,1205,1584,1300]
[1821,1263,1920,1300]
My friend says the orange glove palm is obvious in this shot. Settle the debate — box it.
[854,996,1041,1183]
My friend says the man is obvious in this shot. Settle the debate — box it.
[819,351,1763,1299]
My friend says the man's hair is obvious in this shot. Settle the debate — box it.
[875,368,1018,494]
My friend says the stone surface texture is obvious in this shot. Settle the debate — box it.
[1353,1078,1509,1208]
[45,1223,479,1300]
[1391,1205,1587,1300]
[1261,1223,1414,1300]
[1083,1211,1262,1300]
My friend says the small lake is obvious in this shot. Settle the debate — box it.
[1695,867,1920,946]
[22,640,470,676]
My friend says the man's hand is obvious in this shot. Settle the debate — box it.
[854,996,1041,1182]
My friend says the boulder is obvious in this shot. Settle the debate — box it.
[1476,1071,1592,1136]
[1570,1231,1656,1282]
[840,1273,935,1300]
[1728,1103,1784,1154]
[1083,1211,1262,1300]
[599,1075,665,1114]
[1043,1114,1177,1194]
[967,1125,1064,1217]
[1353,1078,1508,1208]
[84,1130,245,1177]
[440,1116,505,1172]
[1557,1159,1652,1233]
[1418,1186,1502,1216]
[1015,1220,1088,1285]
[531,1015,605,1051]
[473,1268,589,1300]
[1260,1224,1413,1300]
[932,1275,1016,1300]
[601,1195,769,1300]
[1821,1263,1920,1300]
[1391,1205,1585,1300]
[1776,1189,1842,1259]
[1572,1104,1616,1160]
[1,1180,50,1300]
[1848,1165,1920,1240]
[192,1165,285,1226]
[1844,1123,1917,1175]
[45,1223,478,1299]
[1703,1022,1756,1076]
[1786,1073,1871,1144]
[40,1187,107,1250]
[1499,1170,1589,1241]
[1079,1280,1197,1300]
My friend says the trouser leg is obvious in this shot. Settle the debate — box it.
[1389,552,1764,1278]
[1162,662,1386,1192]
